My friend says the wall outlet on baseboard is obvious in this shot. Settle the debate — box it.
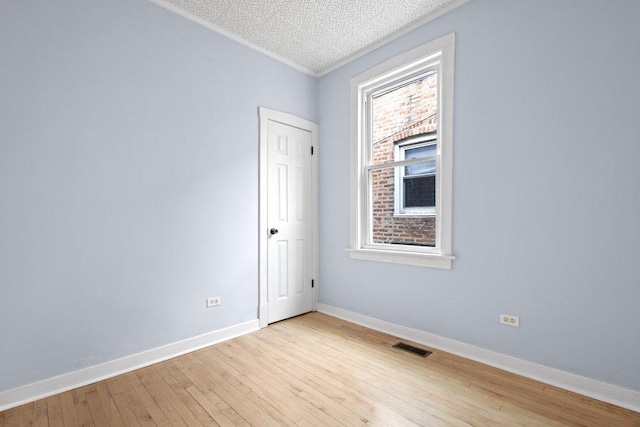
[206,297,221,307]
[500,314,519,327]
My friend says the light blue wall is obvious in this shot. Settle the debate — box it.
[0,0,316,391]
[318,0,640,392]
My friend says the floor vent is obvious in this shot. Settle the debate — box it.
[392,342,432,358]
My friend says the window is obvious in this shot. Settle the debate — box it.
[348,33,455,269]
[395,134,437,216]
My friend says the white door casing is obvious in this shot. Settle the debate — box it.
[259,107,318,327]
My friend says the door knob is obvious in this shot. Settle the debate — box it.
[270,228,279,235]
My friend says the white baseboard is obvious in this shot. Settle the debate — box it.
[0,319,259,412]
[317,303,640,413]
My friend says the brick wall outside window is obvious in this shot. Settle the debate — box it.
[371,73,437,246]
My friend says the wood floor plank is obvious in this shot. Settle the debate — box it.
[194,347,300,422]
[198,347,305,426]
[183,384,243,427]
[212,342,335,426]
[17,404,33,427]
[153,362,217,426]
[170,357,249,427]
[132,367,185,427]
[286,317,470,390]
[71,388,94,427]
[105,376,144,426]
[244,333,423,426]
[32,399,48,427]
[247,328,462,426]
[45,395,65,427]
[232,338,365,426]
[82,387,108,427]
[159,360,227,426]
[117,373,160,426]
[94,381,126,426]
[259,324,461,412]
[181,352,282,426]
[429,355,607,426]
[58,391,79,427]
[1,407,19,427]
[2,312,639,426]
[123,370,172,427]
[540,382,640,423]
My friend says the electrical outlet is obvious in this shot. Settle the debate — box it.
[500,314,520,327]
[206,297,221,307]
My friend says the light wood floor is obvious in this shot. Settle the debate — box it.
[1,312,639,426]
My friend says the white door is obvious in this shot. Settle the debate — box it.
[266,119,313,323]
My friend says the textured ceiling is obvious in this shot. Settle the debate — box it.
[153,0,467,76]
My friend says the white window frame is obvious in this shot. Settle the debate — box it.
[394,134,438,217]
[348,33,456,269]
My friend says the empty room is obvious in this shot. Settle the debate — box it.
[1,0,639,425]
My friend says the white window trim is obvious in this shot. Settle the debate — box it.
[394,134,438,217]
[348,33,456,269]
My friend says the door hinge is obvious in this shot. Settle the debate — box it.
[311,146,314,155]
[311,279,315,288]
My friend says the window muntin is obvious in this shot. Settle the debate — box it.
[349,33,455,269]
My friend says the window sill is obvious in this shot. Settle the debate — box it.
[346,248,455,269]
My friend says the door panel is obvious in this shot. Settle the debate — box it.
[267,120,313,323]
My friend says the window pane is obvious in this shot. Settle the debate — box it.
[405,144,436,159]
[371,72,438,166]
[404,175,436,208]
[405,159,435,176]
[404,144,436,175]
[369,167,436,247]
